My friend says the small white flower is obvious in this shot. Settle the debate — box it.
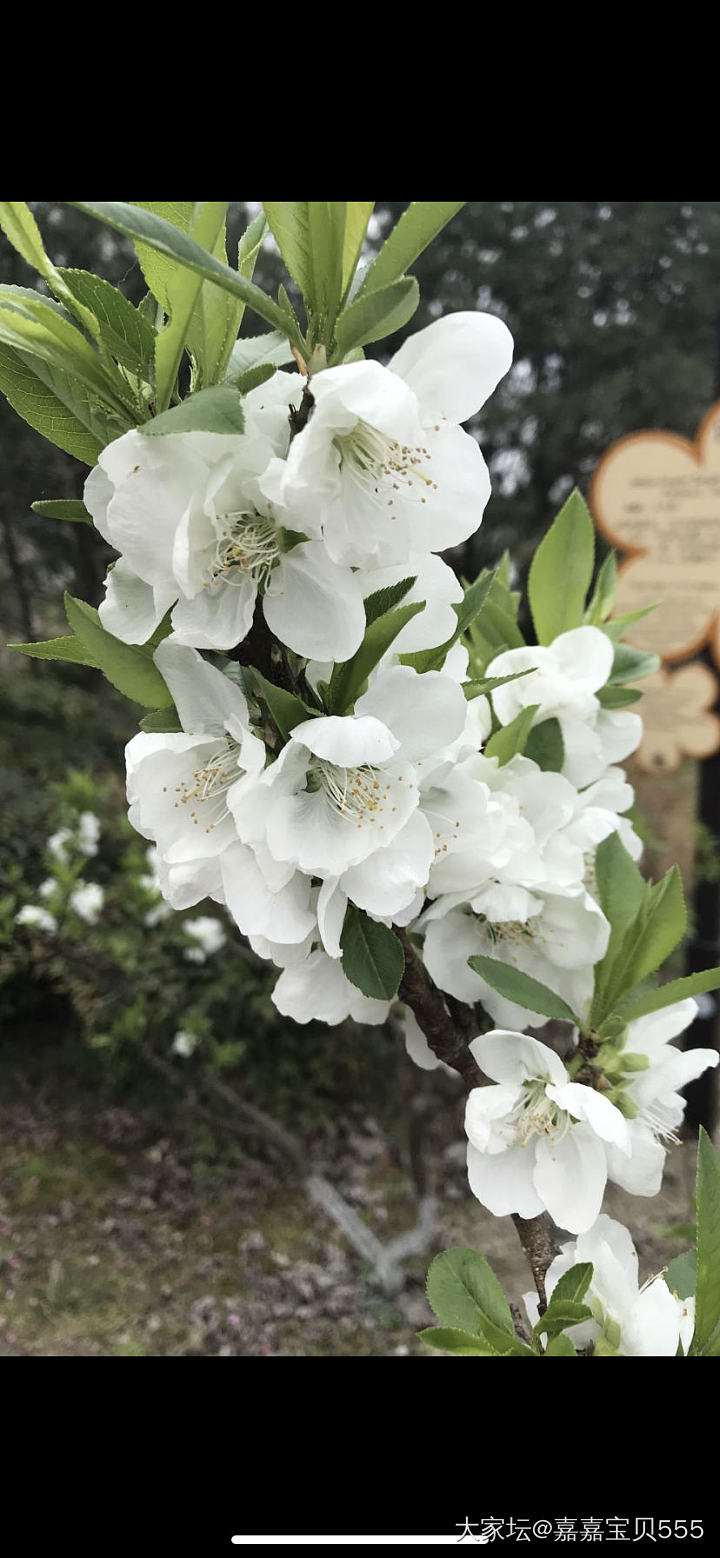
[272,948,390,1027]
[69,882,104,924]
[172,1029,198,1058]
[183,916,227,962]
[38,878,57,900]
[16,905,58,933]
[523,1214,686,1356]
[47,828,72,864]
[77,812,100,857]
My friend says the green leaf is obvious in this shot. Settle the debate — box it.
[0,202,103,344]
[139,709,183,733]
[185,209,267,390]
[143,202,230,411]
[462,670,534,701]
[621,967,720,1021]
[692,1129,720,1355]
[528,489,595,645]
[0,285,134,421]
[608,642,660,683]
[524,717,565,772]
[262,203,315,308]
[341,202,375,298]
[362,576,417,627]
[231,363,276,396]
[8,633,98,666]
[416,1327,498,1356]
[548,1262,594,1306]
[334,277,420,359]
[624,868,687,990]
[247,667,317,742]
[357,202,465,296]
[533,1301,593,1339]
[139,384,245,437]
[664,1249,697,1301]
[0,340,110,464]
[484,705,539,765]
[402,572,502,676]
[57,268,155,377]
[585,551,617,625]
[63,594,173,708]
[425,1246,532,1356]
[226,330,295,378]
[544,1333,577,1356]
[467,955,581,1024]
[340,906,404,1001]
[71,203,303,349]
[31,498,92,524]
[602,603,659,641]
[327,600,425,714]
[591,834,647,1026]
[596,685,643,708]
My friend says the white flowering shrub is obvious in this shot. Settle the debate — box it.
[2,199,720,1357]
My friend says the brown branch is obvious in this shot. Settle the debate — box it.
[511,1212,559,1310]
[397,928,482,1088]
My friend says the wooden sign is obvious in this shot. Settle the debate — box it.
[630,663,720,773]
[591,402,720,663]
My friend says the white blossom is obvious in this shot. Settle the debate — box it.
[69,881,104,924]
[16,904,57,933]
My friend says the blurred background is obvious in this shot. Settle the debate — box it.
[1,200,718,1356]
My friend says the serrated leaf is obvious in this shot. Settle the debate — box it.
[334,277,419,359]
[362,576,417,627]
[621,967,720,1021]
[0,341,110,463]
[462,669,534,701]
[528,489,595,645]
[692,1129,720,1355]
[533,1301,593,1339]
[63,593,173,708]
[602,603,659,640]
[226,330,295,378]
[484,705,539,765]
[544,1333,577,1356]
[8,633,98,666]
[467,954,581,1024]
[0,202,102,344]
[416,1327,498,1356]
[425,1246,532,1356]
[139,384,245,437]
[231,363,276,395]
[187,209,267,390]
[57,268,155,377]
[31,498,92,524]
[402,572,500,675]
[357,201,465,296]
[248,667,317,742]
[608,642,660,683]
[585,551,617,625]
[327,600,425,714]
[524,717,565,772]
[139,709,182,733]
[341,202,374,298]
[547,1262,593,1305]
[139,202,229,411]
[0,285,133,417]
[71,203,303,348]
[340,907,404,1001]
[590,833,647,1026]
[664,1249,697,1302]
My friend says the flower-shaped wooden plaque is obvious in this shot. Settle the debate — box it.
[630,663,720,773]
[590,402,720,663]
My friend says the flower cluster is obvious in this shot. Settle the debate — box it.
[87,305,717,1289]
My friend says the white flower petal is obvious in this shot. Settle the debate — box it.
[466,1139,544,1219]
[389,310,514,425]
[292,715,399,767]
[264,543,366,661]
[534,1124,608,1234]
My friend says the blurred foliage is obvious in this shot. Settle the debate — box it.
[1,763,402,1131]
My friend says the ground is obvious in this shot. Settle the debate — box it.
[0,1051,701,1358]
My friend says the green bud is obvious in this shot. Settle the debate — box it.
[607,1089,639,1119]
[593,1333,621,1356]
[595,1042,625,1077]
[604,1317,622,1350]
[619,1051,651,1073]
[598,1016,629,1050]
